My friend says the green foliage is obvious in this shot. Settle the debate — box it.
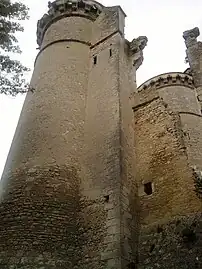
[0,0,30,95]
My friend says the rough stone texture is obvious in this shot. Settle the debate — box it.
[0,2,140,269]
[159,85,200,114]
[134,78,202,268]
[42,16,93,48]
[83,6,137,267]
[1,2,202,269]
[133,97,200,225]
[180,113,202,169]
[0,165,106,269]
[183,27,202,109]
[138,213,202,269]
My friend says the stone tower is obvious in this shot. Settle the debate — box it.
[0,0,147,268]
[0,1,202,268]
[134,72,202,268]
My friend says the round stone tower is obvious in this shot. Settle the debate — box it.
[0,0,145,268]
[133,72,202,269]
[0,0,104,267]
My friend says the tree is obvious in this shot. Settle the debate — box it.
[0,0,30,95]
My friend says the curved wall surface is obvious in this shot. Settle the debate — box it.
[0,1,138,268]
[134,72,202,269]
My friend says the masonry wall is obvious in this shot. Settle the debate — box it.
[0,4,138,269]
[180,113,202,169]
[82,6,137,268]
[119,39,138,267]
[0,14,93,268]
[133,84,202,268]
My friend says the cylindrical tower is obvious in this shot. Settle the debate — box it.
[133,72,202,269]
[0,0,104,267]
[0,0,145,268]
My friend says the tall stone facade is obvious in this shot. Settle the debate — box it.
[0,1,201,268]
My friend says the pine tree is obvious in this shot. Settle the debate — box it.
[0,0,30,95]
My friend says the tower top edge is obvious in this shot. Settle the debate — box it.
[37,0,104,46]
[137,72,194,92]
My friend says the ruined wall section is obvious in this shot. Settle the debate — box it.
[183,27,202,109]
[134,73,202,268]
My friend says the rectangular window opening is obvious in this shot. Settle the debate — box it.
[110,48,112,57]
[93,55,97,65]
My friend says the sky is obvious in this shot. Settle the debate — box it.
[0,0,202,176]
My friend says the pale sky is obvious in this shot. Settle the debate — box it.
[0,0,202,176]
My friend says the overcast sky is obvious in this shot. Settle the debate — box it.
[0,0,202,176]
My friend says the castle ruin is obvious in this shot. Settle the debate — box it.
[0,1,201,268]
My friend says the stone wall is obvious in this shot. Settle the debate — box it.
[0,11,91,268]
[133,74,202,268]
[0,2,142,268]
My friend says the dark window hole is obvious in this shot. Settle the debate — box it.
[93,55,97,65]
[104,195,109,203]
[150,244,155,253]
[144,182,153,195]
[109,48,112,57]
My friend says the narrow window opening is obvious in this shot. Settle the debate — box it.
[104,195,109,203]
[144,182,153,195]
[109,48,112,57]
[93,55,97,65]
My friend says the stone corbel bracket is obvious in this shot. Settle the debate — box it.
[37,0,103,47]
[128,36,148,70]
[138,72,194,92]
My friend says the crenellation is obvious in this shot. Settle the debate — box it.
[138,72,194,92]
[37,0,103,47]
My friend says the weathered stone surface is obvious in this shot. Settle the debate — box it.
[0,1,141,268]
[183,27,200,48]
[1,1,202,268]
[134,73,202,268]
[0,165,107,268]
[139,214,202,269]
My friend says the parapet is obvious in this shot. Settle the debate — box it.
[37,0,104,47]
[138,72,194,92]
